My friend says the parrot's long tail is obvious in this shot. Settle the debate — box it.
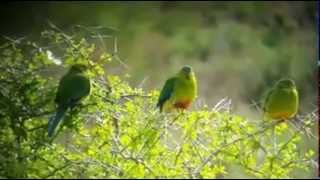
[48,106,67,137]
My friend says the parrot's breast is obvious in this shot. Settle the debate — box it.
[174,100,192,109]
[265,88,298,120]
[268,111,295,120]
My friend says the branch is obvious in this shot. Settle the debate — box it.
[241,163,266,177]
[193,120,283,176]
[43,163,71,178]
[84,158,124,176]
[39,156,71,179]
[119,94,152,101]
[116,150,156,177]
[281,158,314,169]
[28,124,47,132]
[25,110,53,120]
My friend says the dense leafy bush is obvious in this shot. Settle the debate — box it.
[0,28,317,178]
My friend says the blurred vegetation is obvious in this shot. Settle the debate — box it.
[0,1,318,178]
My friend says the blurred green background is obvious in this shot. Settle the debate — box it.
[0,1,318,177]
[1,1,317,117]
[0,2,317,113]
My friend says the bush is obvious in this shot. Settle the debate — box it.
[0,27,317,178]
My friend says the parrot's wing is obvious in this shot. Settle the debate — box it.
[69,74,91,100]
[67,75,91,110]
[54,75,67,104]
[157,77,176,111]
[55,73,91,105]
[262,88,275,112]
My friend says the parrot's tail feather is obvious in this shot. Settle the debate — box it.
[48,107,67,137]
[156,102,163,112]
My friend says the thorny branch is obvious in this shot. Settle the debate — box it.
[193,120,284,177]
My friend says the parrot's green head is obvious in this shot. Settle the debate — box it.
[69,64,88,74]
[275,79,296,89]
[178,65,194,80]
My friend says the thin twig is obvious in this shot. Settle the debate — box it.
[193,120,283,176]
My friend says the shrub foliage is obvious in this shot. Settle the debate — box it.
[0,27,317,178]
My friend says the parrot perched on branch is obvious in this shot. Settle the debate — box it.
[157,65,197,113]
[263,79,299,121]
[48,64,91,137]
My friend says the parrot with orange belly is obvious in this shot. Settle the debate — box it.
[157,66,197,113]
[263,79,299,121]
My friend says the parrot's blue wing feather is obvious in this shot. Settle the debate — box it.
[157,78,175,112]
[48,106,67,137]
[262,88,274,112]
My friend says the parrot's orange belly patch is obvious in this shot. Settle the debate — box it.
[174,100,192,109]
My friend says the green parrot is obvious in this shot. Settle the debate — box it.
[157,65,197,113]
[48,64,91,137]
[263,79,299,121]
